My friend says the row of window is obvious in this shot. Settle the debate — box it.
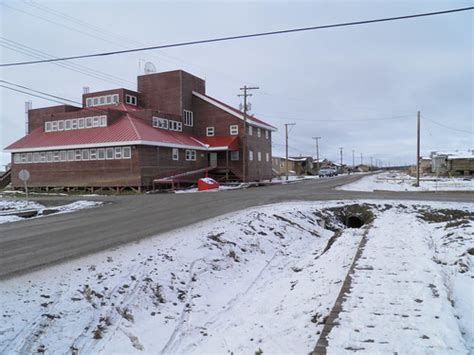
[152,117,183,131]
[45,116,107,132]
[14,146,132,164]
[249,151,270,162]
[183,110,193,126]
[85,94,119,107]
[206,125,269,138]
[172,148,196,161]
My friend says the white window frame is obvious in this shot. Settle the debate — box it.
[172,148,179,161]
[112,94,119,103]
[206,127,215,137]
[82,149,89,161]
[58,120,65,131]
[249,150,254,161]
[75,150,82,161]
[98,148,106,160]
[53,151,60,162]
[71,119,78,129]
[27,153,33,163]
[153,117,168,129]
[126,94,137,106]
[46,152,53,162]
[65,120,72,130]
[114,147,122,159]
[230,151,239,161]
[185,149,196,161]
[78,118,85,129]
[106,95,112,104]
[106,148,114,160]
[257,128,261,138]
[51,121,58,131]
[90,149,97,160]
[266,152,270,162]
[40,152,46,162]
[59,150,67,161]
[122,146,131,159]
[85,117,93,128]
[265,130,269,139]
[100,116,107,127]
[92,116,100,127]
[230,125,239,135]
[183,110,193,126]
[86,98,92,107]
[14,154,21,164]
[99,96,105,105]
[33,152,40,163]
[93,97,99,106]
[45,121,52,132]
[67,150,74,161]
[248,125,253,136]
[257,151,262,161]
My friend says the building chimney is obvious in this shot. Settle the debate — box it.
[83,86,90,94]
[25,101,32,134]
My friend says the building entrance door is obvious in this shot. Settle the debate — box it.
[209,153,218,168]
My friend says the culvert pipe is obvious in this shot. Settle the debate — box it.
[346,215,364,228]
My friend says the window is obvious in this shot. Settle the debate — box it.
[60,151,67,161]
[114,147,122,159]
[53,151,60,162]
[172,148,179,160]
[58,120,65,131]
[266,152,270,162]
[249,150,254,161]
[257,151,262,161]
[106,95,112,104]
[185,149,196,161]
[231,151,239,161]
[126,94,137,105]
[93,116,100,127]
[72,119,78,129]
[257,128,261,138]
[14,154,21,163]
[183,110,193,126]
[27,153,33,163]
[51,121,58,131]
[248,126,253,136]
[153,117,168,129]
[85,117,93,128]
[265,130,269,139]
[100,116,107,127]
[169,121,182,131]
[21,153,27,163]
[98,148,106,160]
[46,152,53,162]
[90,149,97,160]
[86,98,92,107]
[65,120,72,130]
[112,94,119,103]
[33,152,40,163]
[93,97,99,106]
[99,96,105,105]
[67,150,74,161]
[40,152,46,162]
[230,125,239,135]
[78,118,85,129]
[75,150,82,161]
[206,127,215,136]
[82,149,89,161]
[123,147,131,159]
[106,148,114,160]
[45,121,52,132]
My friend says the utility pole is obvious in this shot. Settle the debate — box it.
[415,110,421,187]
[285,123,296,181]
[238,85,259,182]
[352,150,355,168]
[312,137,321,174]
[339,147,343,174]
[360,153,363,165]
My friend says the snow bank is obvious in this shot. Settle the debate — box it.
[338,171,474,192]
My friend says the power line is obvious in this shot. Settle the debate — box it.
[0,80,81,105]
[422,116,472,135]
[1,6,472,67]
[254,113,413,122]
[0,84,74,106]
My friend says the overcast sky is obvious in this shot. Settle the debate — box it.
[1,0,472,169]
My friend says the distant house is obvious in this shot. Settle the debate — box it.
[4,70,277,191]
[431,150,474,176]
[355,164,370,172]
[272,156,313,176]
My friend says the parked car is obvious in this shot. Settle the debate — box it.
[319,167,338,177]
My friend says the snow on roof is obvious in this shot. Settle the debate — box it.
[447,155,474,160]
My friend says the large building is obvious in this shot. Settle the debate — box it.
[4,70,277,191]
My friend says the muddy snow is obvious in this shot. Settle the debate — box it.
[0,200,472,354]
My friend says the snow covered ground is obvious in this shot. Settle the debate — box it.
[0,198,102,224]
[0,200,472,354]
[338,171,474,192]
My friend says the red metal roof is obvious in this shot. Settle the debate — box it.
[199,136,240,150]
[5,114,208,151]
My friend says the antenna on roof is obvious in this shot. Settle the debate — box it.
[83,86,90,94]
[25,101,32,134]
[144,62,157,74]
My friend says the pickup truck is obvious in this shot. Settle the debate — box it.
[318,167,338,177]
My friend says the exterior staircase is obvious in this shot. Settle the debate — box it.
[0,169,11,189]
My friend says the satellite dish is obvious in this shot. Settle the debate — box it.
[144,62,157,74]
